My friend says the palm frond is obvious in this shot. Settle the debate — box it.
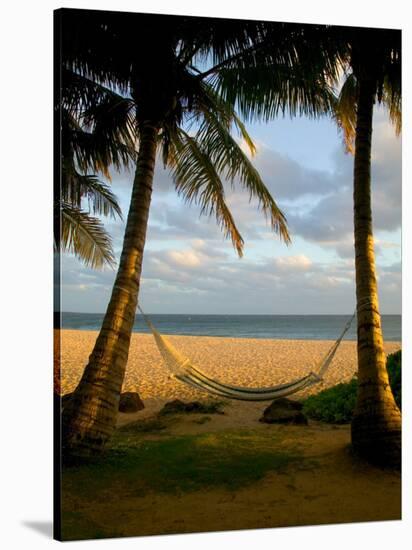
[211,63,337,123]
[59,203,116,269]
[65,124,135,180]
[334,72,358,154]
[347,26,401,139]
[62,68,123,115]
[167,102,290,255]
[382,76,401,136]
[201,22,345,85]
[80,95,137,177]
[61,165,122,219]
[61,69,137,179]
[195,107,290,244]
[169,130,245,256]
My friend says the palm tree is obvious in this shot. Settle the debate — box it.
[59,12,298,456]
[59,11,341,457]
[334,28,401,467]
[217,23,402,467]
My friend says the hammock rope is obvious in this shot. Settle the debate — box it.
[138,306,355,401]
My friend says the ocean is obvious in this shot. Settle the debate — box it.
[61,312,401,342]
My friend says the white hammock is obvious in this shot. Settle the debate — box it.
[138,306,355,401]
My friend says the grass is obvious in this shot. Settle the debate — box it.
[62,426,306,540]
[117,417,173,434]
[61,426,301,539]
[63,428,300,498]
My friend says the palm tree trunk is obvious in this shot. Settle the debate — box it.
[62,121,158,457]
[351,76,401,467]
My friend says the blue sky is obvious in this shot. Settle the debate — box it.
[61,106,401,314]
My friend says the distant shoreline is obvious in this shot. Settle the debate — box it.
[59,327,402,343]
[60,311,402,316]
[59,312,402,342]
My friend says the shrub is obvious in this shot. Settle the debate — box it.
[386,350,401,408]
[302,378,358,423]
[302,350,401,423]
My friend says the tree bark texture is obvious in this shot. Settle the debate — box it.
[61,122,158,457]
[351,76,401,468]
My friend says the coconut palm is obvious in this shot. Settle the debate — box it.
[334,28,401,467]
[60,14,287,456]
[59,12,342,456]
[216,23,402,467]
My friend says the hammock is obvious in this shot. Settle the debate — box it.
[138,306,355,402]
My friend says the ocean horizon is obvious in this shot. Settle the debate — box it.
[61,312,402,342]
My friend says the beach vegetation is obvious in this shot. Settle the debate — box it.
[386,349,401,409]
[303,350,401,424]
[303,378,359,424]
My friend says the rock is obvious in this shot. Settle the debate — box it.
[272,398,304,411]
[159,399,224,415]
[259,398,308,425]
[159,399,200,415]
[119,392,145,413]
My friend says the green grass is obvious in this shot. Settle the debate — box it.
[61,427,303,540]
[117,417,173,434]
[302,350,402,423]
[62,429,300,499]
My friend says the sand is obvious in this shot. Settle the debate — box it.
[60,329,401,420]
[60,330,401,539]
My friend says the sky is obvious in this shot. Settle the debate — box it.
[60,106,401,315]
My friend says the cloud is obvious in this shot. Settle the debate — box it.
[133,243,357,313]
[61,108,401,314]
[60,233,399,314]
[285,112,401,252]
[137,108,400,261]
[244,145,339,200]
[273,254,312,271]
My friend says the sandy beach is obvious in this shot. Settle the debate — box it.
[60,329,401,421]
[60,330,401,538]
